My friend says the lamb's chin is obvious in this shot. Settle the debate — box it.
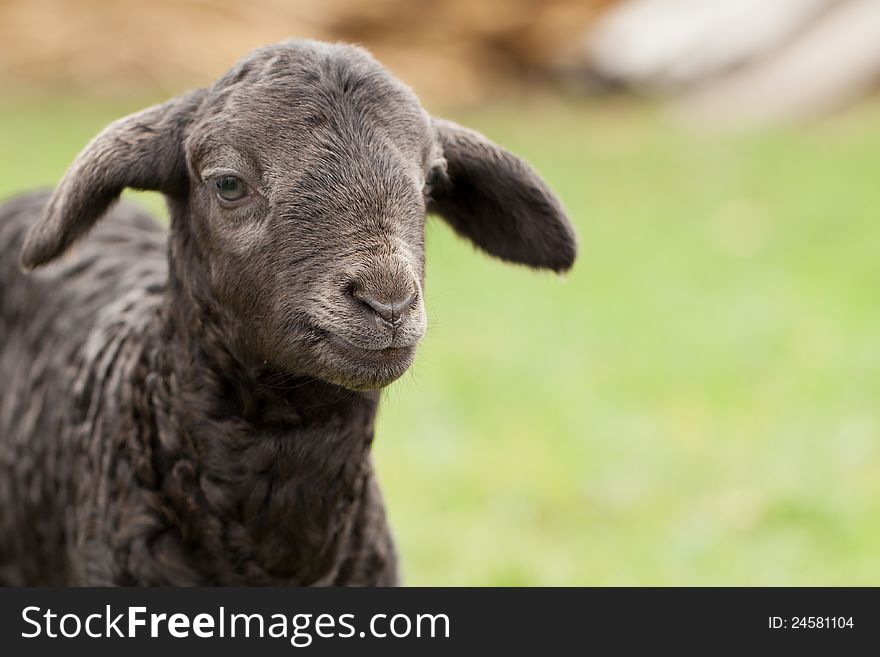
[315,334,417,391]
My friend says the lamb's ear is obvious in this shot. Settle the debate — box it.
[19,89,205,271]
[427,118,577,273]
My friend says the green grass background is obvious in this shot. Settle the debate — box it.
[2,95,878,585]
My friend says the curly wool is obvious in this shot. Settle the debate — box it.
[0,194,396,585]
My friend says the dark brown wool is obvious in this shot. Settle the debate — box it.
[0,40,575,585]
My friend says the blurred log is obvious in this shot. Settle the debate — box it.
[680,0,880,124]
[0,0,615,105]
[586,0,836,91]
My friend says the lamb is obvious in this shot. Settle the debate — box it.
[0,39,576,586]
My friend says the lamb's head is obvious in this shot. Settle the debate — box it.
[19,40,576,391]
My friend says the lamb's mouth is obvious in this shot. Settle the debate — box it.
[318,329,417,388]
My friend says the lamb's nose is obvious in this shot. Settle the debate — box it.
[352,288,416,327]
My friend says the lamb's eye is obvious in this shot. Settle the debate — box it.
[214,175,249,203]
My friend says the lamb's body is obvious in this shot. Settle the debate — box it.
[0,192,395,585]
[0,40,575,586]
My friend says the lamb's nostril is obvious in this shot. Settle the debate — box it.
[351,288,416,327]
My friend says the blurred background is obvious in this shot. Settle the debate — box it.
[1,0,879,584]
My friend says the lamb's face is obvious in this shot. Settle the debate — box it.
[19,40,576,392]
[182,44,439,389]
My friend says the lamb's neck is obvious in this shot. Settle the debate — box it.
[154,291,382,583]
